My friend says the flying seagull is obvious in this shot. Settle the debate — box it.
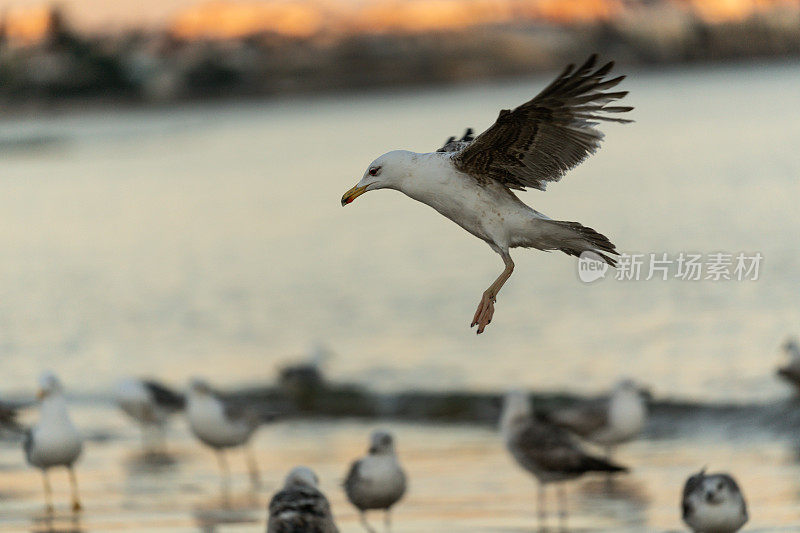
[500,391,627,529]
[682,469,748,533]
[267,466,339,533]
[25,372,83,514]
[186,378,267,503]
[540,379,648,460]
[344,430,407,532]
[114,377,185,453]
[342,55,631,333]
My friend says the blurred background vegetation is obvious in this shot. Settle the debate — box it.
[0,0,798,107]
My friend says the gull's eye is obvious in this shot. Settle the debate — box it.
[369,166,381,176]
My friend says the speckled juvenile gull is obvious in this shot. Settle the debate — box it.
[540,379,647,459]
[501,391,627,529]
[25,372,83,513]
[344,430,407,533]
[114,377,184,453]
[342,55,631,334]
[682,468,748,533]
[186,378,268,501]
[267,466,339,533]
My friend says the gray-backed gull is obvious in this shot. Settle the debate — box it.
[342,55,631,333]
[344,430,406,532]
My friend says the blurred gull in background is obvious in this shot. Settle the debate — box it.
[186,378,266,503]
[540,378,648,460]
[267,466,339,533]
[500,391,627,529]
[114,377,185,454]
[682,469,748,533]
[344,430,407,532]
[24,372,83,514]
[777,337,800,392]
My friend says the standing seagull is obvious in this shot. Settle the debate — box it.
[777,337,800,391]
[267,466,339,533]
[501,391,627,529]
[540,379,647,460]
[682,469,748,533]
[114,377,185,453]
[186,378,264,502]
[344,430,407,533]
[342,55,631,333]
[24,372,83,513]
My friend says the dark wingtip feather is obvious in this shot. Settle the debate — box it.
[592,60,614,78]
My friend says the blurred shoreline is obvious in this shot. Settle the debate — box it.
[1,3,799,114]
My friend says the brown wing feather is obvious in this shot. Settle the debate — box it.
[453,55,632,191]
[540,400,610,439]
[512,418,626,475]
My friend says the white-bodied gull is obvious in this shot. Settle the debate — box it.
[267,466,339,533]
[682,469,748,533]
[342,55,631,333]
[24,372,83,513]
[186,378,265,502]
[114,377,185,453]
[344,430,407,532]
[540,379,647,459]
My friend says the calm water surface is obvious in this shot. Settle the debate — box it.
[1,62,799,401]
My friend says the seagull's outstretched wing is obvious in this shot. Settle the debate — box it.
[453,55,632,191]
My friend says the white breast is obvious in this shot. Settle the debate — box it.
[594,390,646,445]
[358,455,405,496]
[187,394,251,448]
[115,379,165,425]
[686,498,747,532]
[28,397,83,469]
[399,154,544,250]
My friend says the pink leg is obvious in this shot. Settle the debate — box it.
[471,254,514,334]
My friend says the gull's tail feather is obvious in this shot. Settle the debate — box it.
[545,220,618,267]
[578,454,628,474]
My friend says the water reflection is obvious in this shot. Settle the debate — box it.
[29,512,84,533]
[192,496,262,532]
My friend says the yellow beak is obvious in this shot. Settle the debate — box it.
[341,184,368,206]
[36,389,46,400]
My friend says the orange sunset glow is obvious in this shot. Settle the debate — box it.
[166,0,797,40]
[2,5,52,43]
[0,0,798,42]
